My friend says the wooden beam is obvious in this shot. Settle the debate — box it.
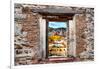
[42,15,74,20]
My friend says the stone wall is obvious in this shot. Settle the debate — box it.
[14,4,94,65]
[75,8,94,58]
[14,4,41,65]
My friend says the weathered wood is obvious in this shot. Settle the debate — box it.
[42,15,74,20]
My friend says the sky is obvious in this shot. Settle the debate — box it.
[48,22,67,28]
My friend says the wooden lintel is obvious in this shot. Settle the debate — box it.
[42,15,74,20]
[39,12,75,16]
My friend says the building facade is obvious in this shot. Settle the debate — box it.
[14,4,94,65]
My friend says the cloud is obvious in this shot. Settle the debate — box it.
[49,22,67,28]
